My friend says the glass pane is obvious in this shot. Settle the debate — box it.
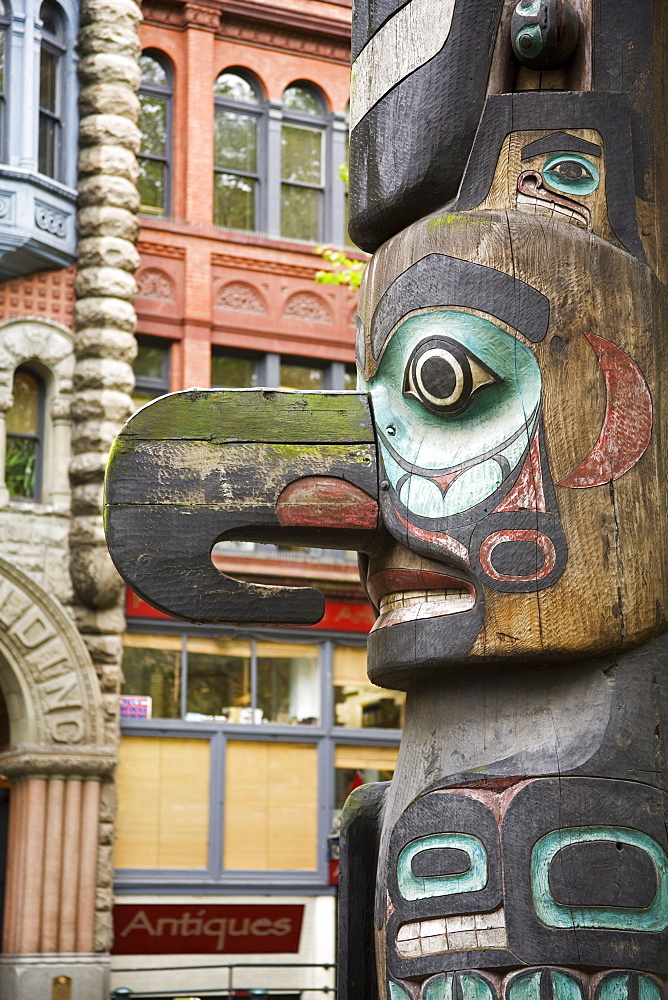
[214,71,258,104]
[335,765,395,813]
[121,634,182,719]
[7,371,39,434]
[333,645,405,728]
[137,158,165,214]
[186,636,252,721]
[40,0,63,37]
[214,173,255,230]
[214,110,257,173]
[133,341,167,382]
[282,85,322,115]
[39,48,57,112]
[281,125,322,184]
[211,353,257,388]
[5,437,37,499]
[344,366,357,391]
[38,113,57,177]
[279,362,323,391]
[256,641,320,725]
[139,95,167,157]
[280,183,321,242]
[0,32,5,93]
[140,53,167,87]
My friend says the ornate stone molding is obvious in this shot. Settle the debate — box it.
[136,267,175,301]
[215,280,267,314]
[211,252,319,280]
[0,745,117,780]
[283,291,332,323]
[136,240,186,259]
[0,556,104,748]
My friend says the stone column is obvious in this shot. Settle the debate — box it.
[70,0,142,969]
[0,753,116,1000]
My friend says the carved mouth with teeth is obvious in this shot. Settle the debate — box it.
[516,170,591,228]
[396,907,507,958]
[366,568,477,630]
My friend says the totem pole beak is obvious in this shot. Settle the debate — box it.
[103,388,379,625]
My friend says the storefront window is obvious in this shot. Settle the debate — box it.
[186,636,252,722]
[121,633,182,719]
[333,645,404,729]
[334,744,399,818]
[256,641,320,725]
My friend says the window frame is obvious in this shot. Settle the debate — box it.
[116,622,401,892]
[137,49,173,218]
[213,68,266,233]
[280,83,328,244]
[37,0,65,182]
[132,334,171,405]
[0,0,10,162]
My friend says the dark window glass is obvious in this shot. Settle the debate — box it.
[6,368,42,500]
[38,2,64,180]
[132,337,170,410]
[280,361,323,390]
[344,366,357,391]
[280,87,325,242]
[211,353,258,388]
[138,53,172,215]
[213,71,262,232]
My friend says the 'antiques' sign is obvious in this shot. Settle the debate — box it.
[112,904,304,955]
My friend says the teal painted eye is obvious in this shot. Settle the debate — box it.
[513,23,544,59]
[542,153,600,196]
[397,832,488,901]
[515,0,542,16]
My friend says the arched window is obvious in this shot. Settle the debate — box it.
[0,0,9,158]
[213,69,264,231]
[5,367,44,500]
[138,51,172,216]
[38,0,65,180]
[280,83,327,242]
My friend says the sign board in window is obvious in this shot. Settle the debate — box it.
[119,695,152,719]
[112,904,304,955]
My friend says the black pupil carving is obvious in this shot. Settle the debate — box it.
[551,160,591,181]
[420,355,457,401]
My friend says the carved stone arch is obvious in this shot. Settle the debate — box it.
[215,280,267,314]
[282,290,332,323]
[136,267,176,302]
[0,556,104,758]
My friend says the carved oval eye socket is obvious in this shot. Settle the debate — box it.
[542,153,600,196]
[403,336,501,417]
[515,0,542,15]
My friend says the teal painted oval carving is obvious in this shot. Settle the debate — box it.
[397,832,487,901]
[531,826,668,931]
[508,970,583,1000]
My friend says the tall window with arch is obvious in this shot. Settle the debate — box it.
[38,0,65,180]
[138,51,172,216]
[5,367,43,500]
[213,69,264,231]
[0,0,9,158]
[280,82,327,242]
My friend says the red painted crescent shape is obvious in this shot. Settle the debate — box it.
[558,332,653,488]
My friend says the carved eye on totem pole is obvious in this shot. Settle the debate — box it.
[510,0,580,70]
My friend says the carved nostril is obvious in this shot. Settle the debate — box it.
[517,169,544,196]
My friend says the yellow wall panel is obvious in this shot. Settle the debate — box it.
[224,740,318,871]
[116,736,210,869]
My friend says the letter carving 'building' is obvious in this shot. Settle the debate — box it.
[103,2,668,1000]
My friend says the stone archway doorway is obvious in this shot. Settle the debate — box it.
[0,558,115,1000]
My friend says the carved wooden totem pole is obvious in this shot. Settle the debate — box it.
[105,3,668,1000]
